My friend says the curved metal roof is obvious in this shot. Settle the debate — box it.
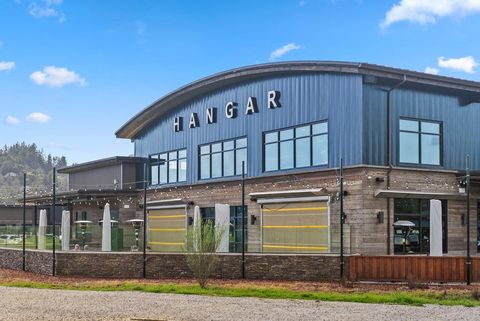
[116,61,480,139]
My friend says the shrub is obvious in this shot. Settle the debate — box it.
[183,220,226,288]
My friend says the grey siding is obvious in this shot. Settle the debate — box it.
[69,165,122,190]
[363,84,480,170]
[134,73,364,183]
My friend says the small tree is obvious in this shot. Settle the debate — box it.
[184,220,226,288]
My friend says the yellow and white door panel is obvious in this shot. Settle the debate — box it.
[260,197,330,253]
[147,205,186,252]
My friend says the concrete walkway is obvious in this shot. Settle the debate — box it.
[0,286,479,321]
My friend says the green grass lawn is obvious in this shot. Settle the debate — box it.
[1,279,479,307]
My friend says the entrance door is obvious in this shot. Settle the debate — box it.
[262,201,329,253]
[147,206,186,252]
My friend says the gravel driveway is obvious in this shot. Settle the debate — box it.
[0,286,479,321]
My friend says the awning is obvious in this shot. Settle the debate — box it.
[249,189,329,204]
[374,189,466,200]
[146,198,186,209]
[22,189,140,205]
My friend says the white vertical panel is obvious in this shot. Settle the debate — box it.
[430,199,442,256]
[215,204,230,252]
[61,210,70,251]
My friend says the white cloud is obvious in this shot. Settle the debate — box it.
[0,61,15,71]
[438,56,478,74]
[424,67,439,75]
[269,43,302,61]
[26,112,51,123]
[5,116,20,125]
[381,0,480,28]
[28,0,65,22]
[30,66,86,88]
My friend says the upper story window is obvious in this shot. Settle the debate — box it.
[264,121,328,172]
[150,149,187,185]
[399,119,442,166]
[199,137,247,180]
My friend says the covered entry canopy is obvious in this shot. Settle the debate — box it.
[374,189,466,200]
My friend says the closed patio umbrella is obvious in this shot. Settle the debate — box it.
[101,203,111,251]
[61,210,70,251]
[38,209,47,250]
[193,205,201,252]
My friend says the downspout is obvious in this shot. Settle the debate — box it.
[385,74,407,255]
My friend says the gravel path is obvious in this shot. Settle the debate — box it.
[0,286,479,321]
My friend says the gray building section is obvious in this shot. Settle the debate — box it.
[58,156,146,190]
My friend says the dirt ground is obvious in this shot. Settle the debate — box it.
[0,268,477,295]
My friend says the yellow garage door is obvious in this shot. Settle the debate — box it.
[148,207,186,252]
[262,201,329,253]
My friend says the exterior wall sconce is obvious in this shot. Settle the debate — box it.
[461,214,466,226]
[375,177,385,183]
[377,211,384,224]
[250,215,257,225]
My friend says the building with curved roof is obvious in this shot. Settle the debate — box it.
[110,61,480,256]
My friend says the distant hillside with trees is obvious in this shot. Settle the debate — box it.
[0,142,68,205]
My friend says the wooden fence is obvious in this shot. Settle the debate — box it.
[349,256,480,283]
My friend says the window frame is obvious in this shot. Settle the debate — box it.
[393,198,448,255]
[398,117,443,167]
[198,137,248,180]
[262,120,329,173]
[149,148,187,186]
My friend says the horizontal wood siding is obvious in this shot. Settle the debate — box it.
[349,255,480,283]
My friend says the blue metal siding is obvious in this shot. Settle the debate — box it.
[134,73,363,183]
[362,85,387,166]
[363,84,480,170]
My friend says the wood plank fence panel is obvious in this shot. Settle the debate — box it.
[349,256,479,283]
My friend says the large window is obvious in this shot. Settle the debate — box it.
[200,206,247,253]
[394,199,447,254]
[264,121,328,172]
[199,138,247,180]
[399,119,442,166]
[150,149,187,185]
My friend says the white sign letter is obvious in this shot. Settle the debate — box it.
[174,117,183,132]
[189,113,199,128]
[225,102,237,119]
[245,97,258,115]
[206,107,217,124]
[267,90,281,109]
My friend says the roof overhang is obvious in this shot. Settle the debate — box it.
[374,189,467,200]
[58,156,146,174]
[22,189,140,204]
[250,188,329,204]
[115,61,480,139]
[146,198,187,209]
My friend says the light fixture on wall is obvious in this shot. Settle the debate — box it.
[377,211,384,224]
[461,214,466,226]
[250,215,257,225]
[187,217,194,225]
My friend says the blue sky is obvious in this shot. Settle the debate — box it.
[1,0,480,164]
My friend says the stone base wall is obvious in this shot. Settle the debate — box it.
[59,252,345,281]
[0,248,346,281]
[0,248,53,275]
